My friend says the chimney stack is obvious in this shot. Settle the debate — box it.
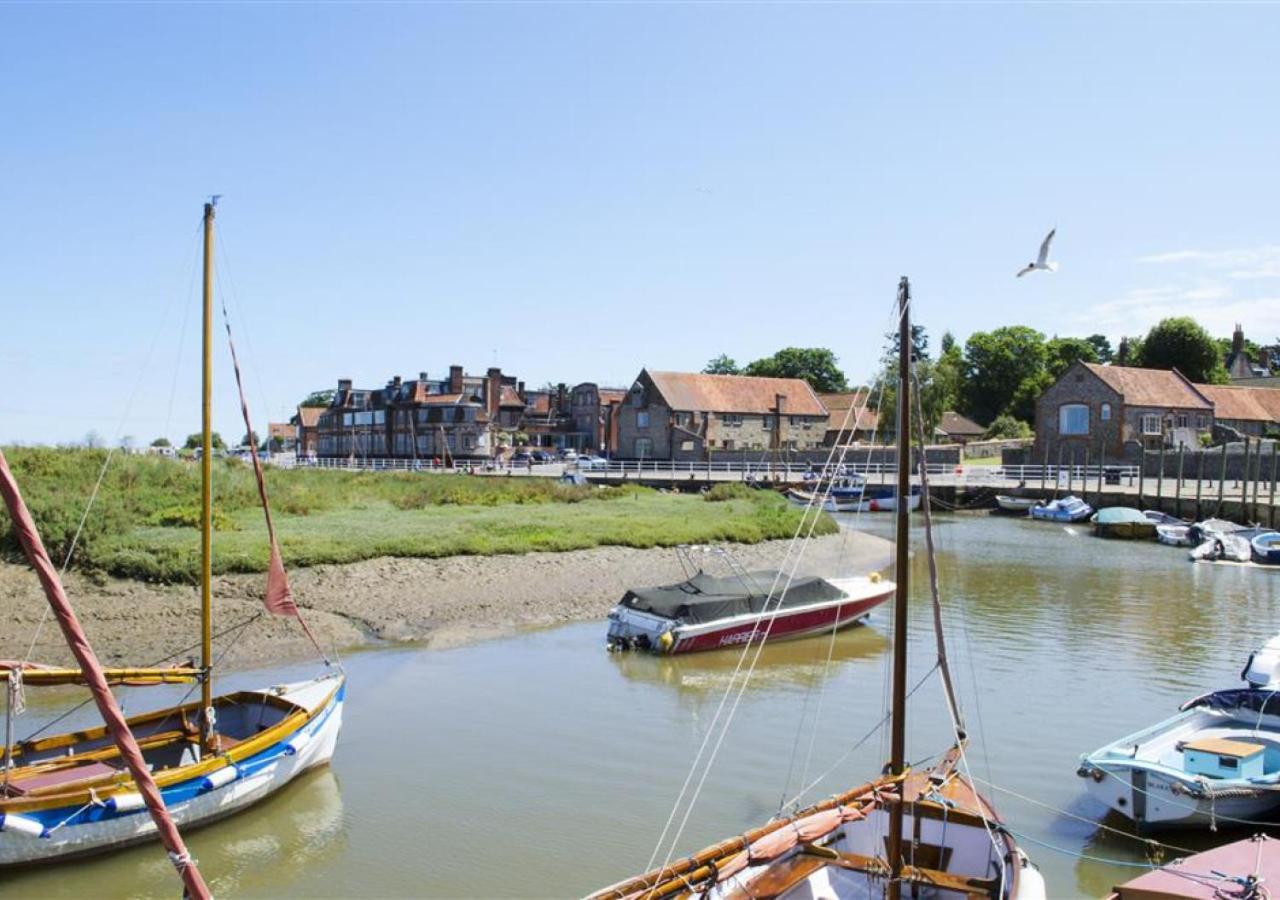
[486,367,503,418]
[338,378,352,391]
[419,371,428,381]
[1232,324,1245,356]
[449,365,464,394]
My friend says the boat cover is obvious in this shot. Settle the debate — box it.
[618,571,845,625]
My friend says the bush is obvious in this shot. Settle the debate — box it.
[983,415,1032,440]
[704,482,756,502]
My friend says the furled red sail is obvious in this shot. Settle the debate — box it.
[222,313,297,617]
[0,450,211,900]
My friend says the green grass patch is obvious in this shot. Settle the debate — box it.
[1,448,837,582]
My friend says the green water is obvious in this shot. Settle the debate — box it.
[3,515,1278,898]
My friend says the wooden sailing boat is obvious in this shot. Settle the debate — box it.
[588,279,1046,900]
[0,201,345,867]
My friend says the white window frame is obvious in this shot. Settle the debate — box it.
[1058,404,1089,436]
[1141,414,1163,435]
[1100,403,1111,421]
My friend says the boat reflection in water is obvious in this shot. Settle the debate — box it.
[609,623,889,698]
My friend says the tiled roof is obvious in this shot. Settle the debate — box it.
[940,410,985,436]
[598,389,628,405]
[417,393,467,406]
[498,385,525,407]
[1197,384,1280,423]
[818,391,879,432]
[268,422,293,439]
[1083,363,1211,410]
[295,406,323,428]
[647,371,827,416]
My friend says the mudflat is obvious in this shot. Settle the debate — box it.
[0,531,892,670]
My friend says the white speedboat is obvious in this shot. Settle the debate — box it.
[1078,634,1280,830]
[996,494,1038,513]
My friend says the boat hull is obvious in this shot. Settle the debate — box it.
[995,495,1037,513]
[0,675,343,866]
[1252,532,1280,564]
[607,577,893,654]
[1095,521,1157,540]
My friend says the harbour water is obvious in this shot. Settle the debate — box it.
[4,514,1278,898]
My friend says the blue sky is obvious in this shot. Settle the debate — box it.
[3,3,1279,445]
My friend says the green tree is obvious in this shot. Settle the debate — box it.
[150,437,172,448]
[1085,334,1114,364]
[882,324,930,363]
[1136,317,1229,383]
[184,432,226,451]
[743,347,849,393]
[299,389,335,407]
[960,326,1048,425]
[241,430,260,449]
[702,354,740,375]
[874,327,956,440]
[984,414,1033,439]
[1045,336,1101,379]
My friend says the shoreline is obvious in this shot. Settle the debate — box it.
[0,531,892,671]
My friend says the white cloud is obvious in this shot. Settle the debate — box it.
[1137,244,1280,280]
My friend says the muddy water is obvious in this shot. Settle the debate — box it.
[3,514,1278,898]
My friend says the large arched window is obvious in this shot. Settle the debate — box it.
[1059,404,1089,435]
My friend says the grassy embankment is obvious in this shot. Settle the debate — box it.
[0,448,837,583]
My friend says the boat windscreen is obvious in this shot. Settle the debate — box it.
[619,571,845,625]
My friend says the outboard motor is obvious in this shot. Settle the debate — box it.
[1242,634,1280,688]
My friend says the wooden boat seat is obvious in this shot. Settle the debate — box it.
[3,760,121,796]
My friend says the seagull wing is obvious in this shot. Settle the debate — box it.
[1016,264,1035,278]
[1037,228,1056,266]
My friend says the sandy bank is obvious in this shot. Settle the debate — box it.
[0,530,892,670]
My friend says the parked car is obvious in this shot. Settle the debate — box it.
[577,455,609,470]
[531,450,555,463]
[511,451,532,464]
[560,448,578,461]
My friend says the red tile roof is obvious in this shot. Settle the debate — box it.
[1197,384,1280,423]
[818,391,879,432]
[939,410,985,436]
[295,406,323,428]
[647,371,827,416]
[598,389,628,406]
[417,393,466,406]
[267,422,293,440]
[498,385,525,407]
[1083,363,1211,409]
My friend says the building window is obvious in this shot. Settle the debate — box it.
[1100,403,1111,421]
[680,440,694,451]
[1176,413,1189,429]
[1141,414,1162,435]
[1198,415,1210,429]
[720,414,742,426]
[636,411,650,428]
[634,438,652,458]
[763,416,774,429]
[674,412,692,428]
[722,439,735,451]
[1059,404,1089,435]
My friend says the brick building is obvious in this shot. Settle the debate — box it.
[615,369,829,461]
[818,391,880,446]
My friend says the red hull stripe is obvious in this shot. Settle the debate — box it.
[671,590,892,653]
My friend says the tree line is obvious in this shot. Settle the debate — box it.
[708,317,1278,439]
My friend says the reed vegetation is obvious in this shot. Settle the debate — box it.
[0,448,836,583]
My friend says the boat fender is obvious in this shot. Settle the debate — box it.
[284,729,314,756]
[105,791,146,813]
[657,631,675,653]
[869,572,881,583]
[0,812,47,838]
[200,764,239,792]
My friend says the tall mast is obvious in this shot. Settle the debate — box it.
[200,201,215,747]
[886,276,911,900]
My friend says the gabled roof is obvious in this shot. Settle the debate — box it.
[645,370,827,416]
[1197,384,1280,423]
[1081,363,1211,410]
[498,385,525,407]
[818,391,879,432]
[598,388,628,405]
[295,406,323,428]
[939,411,985,436]
[267,422,293,439]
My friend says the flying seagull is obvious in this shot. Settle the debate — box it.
[1017,228,1058,277]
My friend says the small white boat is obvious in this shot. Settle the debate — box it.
[1252,531,1280,564]
[995,494,1038,513]
[1190,533,1252,563]
[1156,523,1193,546]
[1078,634,1280,829]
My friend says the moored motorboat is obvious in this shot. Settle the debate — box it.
[605,564,893,654]
[1143,509,1188,527]
[1094,507,1158,540]
[1107,833,1280,899]
[1029,494,1092,523]
[996,494,1039,513]
[1078,633,1280,830]
[1190,532,1252,563]
[1251,531,1280,564]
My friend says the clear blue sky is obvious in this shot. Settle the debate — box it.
[4,2,1279,445]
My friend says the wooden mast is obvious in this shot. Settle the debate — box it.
[886,276,911,900]
[200,200,215,748]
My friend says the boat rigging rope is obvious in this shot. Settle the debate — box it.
[645,296,903,875]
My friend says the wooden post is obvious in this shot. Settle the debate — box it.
[1216,443,1228,518]
[1055,444,1063,497]
[1195,452,1204,521]
[1251,439,1263,522]
[1156,441,1165,507]
[1242,437,1253,522]
[1270,442,1278,529]
[1082,448,1090,504]
[1175,444,1185,521]
[1137,445,1145,506]
[1068,448,1075,495]
[1041,444,1049,492]
[1097,444,1105,506]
